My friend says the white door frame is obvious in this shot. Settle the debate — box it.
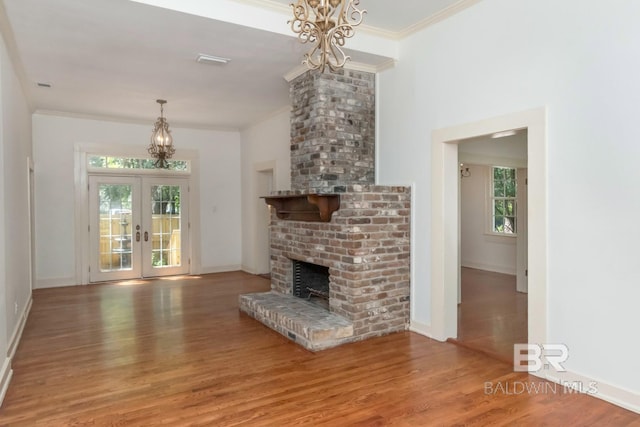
[74,143,201,285]
[430,107,547,348]
[27,157,35,291]
[516,167,528,293]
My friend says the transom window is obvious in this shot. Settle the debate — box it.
[491,166,517,235]
[88,155,189,172]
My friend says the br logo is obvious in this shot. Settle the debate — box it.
[514,344,569,372]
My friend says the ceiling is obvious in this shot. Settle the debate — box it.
[459,130,528,167]
[1,0,467,130]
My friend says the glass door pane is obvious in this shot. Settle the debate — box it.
[89,176,141,282]
[142,178,189,277]
[100,192,132,272]
[151,184,181,269]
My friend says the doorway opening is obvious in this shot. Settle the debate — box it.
[454,132,528,363]
[74,146,198,285]
[254,167,274,276]
[89,175,190,282]
[429,107,548,359]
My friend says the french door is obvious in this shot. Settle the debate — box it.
[89,175,189,282]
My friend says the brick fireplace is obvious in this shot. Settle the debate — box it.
[239,69,411,351]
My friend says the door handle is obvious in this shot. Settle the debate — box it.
[136,231,140,242]
[144,231,149,242]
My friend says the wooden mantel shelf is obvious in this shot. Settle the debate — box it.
[262,194,341,222]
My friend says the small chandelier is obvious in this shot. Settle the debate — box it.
[290,0,366,73]
[148,99,175,168]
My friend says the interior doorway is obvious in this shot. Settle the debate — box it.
[455,132,528,362]
[254,168,274,275]
[429,107,548,353]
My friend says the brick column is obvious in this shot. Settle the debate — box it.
[290,69,376,193]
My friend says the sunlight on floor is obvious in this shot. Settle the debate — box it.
[113,275,203,286]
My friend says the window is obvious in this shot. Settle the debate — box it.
[491,166,517,235]
[88,155,189,172]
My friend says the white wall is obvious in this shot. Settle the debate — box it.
[378,0,639,400]
[0,25,33,402]
[32,114,242,286]
[0,39,6,391]
[240,108,291,274]
[460,164,516,275]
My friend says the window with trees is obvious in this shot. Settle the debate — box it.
[491,166,517,235]
[88,155,189,171]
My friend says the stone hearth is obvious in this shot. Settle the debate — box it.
[239,292,354,351]
[239,68,411,351]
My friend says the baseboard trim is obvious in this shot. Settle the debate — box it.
[0,357,12,407]
[35,277,76,289]
[7,297,32,359]
[240,265,270,276]
[414,317,638,414]
[199,265,242,275]
[533,369,639,414]
[240,265,257,275]
[409,320,432,338]
[461,262,516,276]
[1,297,33,407]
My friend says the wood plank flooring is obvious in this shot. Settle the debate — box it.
[1,271,637,426]
[453,267,528,364]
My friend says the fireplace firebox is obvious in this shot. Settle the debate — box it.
[292,260,330,307]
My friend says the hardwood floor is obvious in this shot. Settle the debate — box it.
[453,267,528,364]
[1,272,637,426]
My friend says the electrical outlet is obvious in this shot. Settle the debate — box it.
[14,302,18,315]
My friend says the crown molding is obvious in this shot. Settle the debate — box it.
[233,0,399,39]
[33,109,240,132]
[358,24,399,41]
[396,0,483,39]
[283,65,307,83]
[239,0,482,41]
[345,59,396,74]
[283,58,397,82]
[370,58,397,73]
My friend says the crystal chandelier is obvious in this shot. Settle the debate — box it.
[148,99,175,168]
[290,0,366,73]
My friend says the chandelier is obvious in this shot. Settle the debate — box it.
[148,99,175,168]
[290,0,366,73]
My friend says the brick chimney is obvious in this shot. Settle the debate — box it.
[289,69,375,193]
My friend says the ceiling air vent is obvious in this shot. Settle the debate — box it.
[196,54,231,65]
